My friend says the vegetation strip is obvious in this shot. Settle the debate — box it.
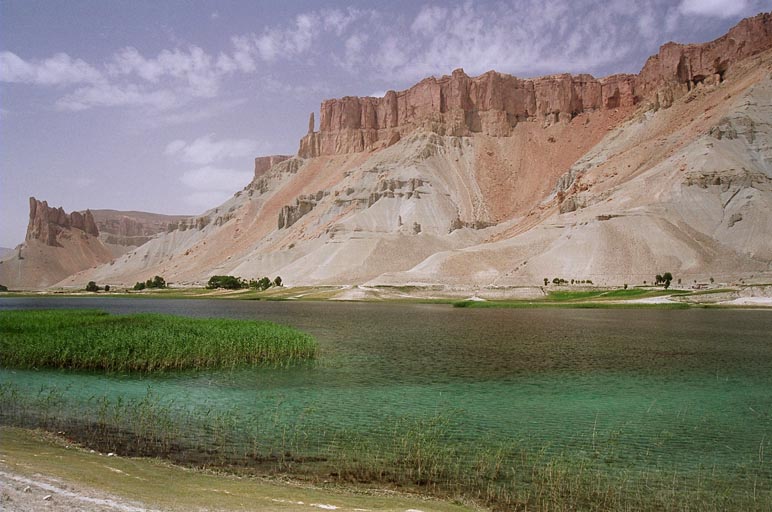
[0,309,316,371]
[0,427,472,512]
[2,386,768,511]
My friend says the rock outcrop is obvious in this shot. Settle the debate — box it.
[90,210,192,254]
[299,12,772,157]
[638,12,772,107]
[254,155,292,178]
[299,70,636,157]
[27,197,99,246]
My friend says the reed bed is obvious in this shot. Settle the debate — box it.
[1,383,768,511]
[0,309,317,371]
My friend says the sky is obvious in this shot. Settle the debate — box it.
[1,0,770,248]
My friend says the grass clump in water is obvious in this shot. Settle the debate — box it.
[0,309,317,372]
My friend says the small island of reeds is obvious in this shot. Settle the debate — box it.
[0,309,316,372]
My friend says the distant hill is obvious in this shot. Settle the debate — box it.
[0,199,192,289]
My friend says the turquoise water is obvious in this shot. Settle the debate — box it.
[1,298,771,506]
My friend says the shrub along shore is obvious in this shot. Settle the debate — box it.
[0,309,317,372]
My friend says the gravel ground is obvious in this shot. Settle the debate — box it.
[0,467,154,512]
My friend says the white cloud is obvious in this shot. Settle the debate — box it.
[180,166,253,210]
[169,136,263,210]
[321,8,360,35]
[56,83,177,111]
[4,1,768,115]
[410,5,448,34]
[180,166,253,192]
[107,45,233,97]
[3,35,259,111]
[165,135,263,165]
[0,51,102,85]
[254,12,322,61]
[678,0,750,18]
[152,98,248,127]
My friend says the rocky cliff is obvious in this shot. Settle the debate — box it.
[299,12,772,157]
[26,197,99,246]
[254,155,292,178]
[638,12,772,107]
[299,70,636,157]
[0,198,113,289]
[90,210,192,255]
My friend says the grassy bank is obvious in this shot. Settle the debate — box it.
[1,384,768,511]
[454,288,695,309]
[0,309,316,371]
[1,427,473,512]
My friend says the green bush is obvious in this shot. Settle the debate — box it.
[206,275,246,290]
[85,281,99,292]
[145,276,166,289]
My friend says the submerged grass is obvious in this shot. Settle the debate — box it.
[0,309,317,371]
[1,383,769,511]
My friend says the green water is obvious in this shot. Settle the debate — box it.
[1,298,771,507]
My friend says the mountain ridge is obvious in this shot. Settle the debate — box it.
[7,12,772,290]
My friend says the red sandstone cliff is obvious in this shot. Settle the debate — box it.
[638,11,772,106]
[254,155,292,178]
[27,197,99,246]
[299,12,772,157]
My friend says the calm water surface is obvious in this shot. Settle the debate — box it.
[2,298,771,479]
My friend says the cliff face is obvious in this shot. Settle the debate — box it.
[299,12,772,157]
[26,197,99,246]
[638,12,772,106]
[0,197,113,289]
[299,71,636,156]
[90,210,192,254]
[254,155,292,178]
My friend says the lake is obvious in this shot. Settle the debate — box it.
[2,297,771,509]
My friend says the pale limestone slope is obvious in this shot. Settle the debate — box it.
[369,56,772,287]
[60,102,622,288]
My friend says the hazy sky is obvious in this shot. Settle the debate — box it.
[1,0,770,247]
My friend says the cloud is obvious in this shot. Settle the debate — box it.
[369,1,647,81]
[0,51,102,85]
[150,98,247,127]
[56,83,177,111]
[165,134,263,165]
[4,1,768,115]
[106,44,253,97]
[254,13,320,61]
[678,0,750,18]
[179,166,253,210]
[180,166,253,192]
[410,5,448,34]
[3,36,259,111]
[167,135,264,210]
